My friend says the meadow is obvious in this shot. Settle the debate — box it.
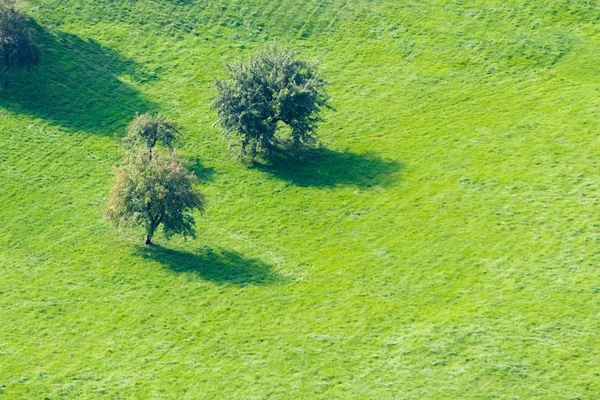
[1,0,600,398]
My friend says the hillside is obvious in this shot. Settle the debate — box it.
[1,0,600,398]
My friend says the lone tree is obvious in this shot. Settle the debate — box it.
[124,112,179,157]
[213,44,330,159]
[0,0,40,87]
[105,148,205,245]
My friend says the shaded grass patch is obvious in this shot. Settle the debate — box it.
[136,245,288,286]
[251,145,403,188]
[0,22,156,135]
[187,156,217,183]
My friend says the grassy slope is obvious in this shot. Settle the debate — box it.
[1,0,600,397]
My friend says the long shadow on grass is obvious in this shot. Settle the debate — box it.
[252,147,403,188]
[137,245,287,286]
[0,22,156,135]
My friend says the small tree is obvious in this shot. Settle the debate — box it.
[0,0,40,87]
[105,148,205,245]
[124,113,179,157]
[213,44,330,159]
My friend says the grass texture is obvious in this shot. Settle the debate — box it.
[1,0,600,398]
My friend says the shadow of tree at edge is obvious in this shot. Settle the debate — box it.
[0,21,157,135]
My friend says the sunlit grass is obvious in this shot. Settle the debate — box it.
[1,0,599,397]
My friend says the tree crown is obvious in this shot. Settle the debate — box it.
[213,44,330,158]
[0,0,40,85]
[124,112,179,150]
[104,148,205,244]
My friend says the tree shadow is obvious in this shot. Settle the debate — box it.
[188,157,216,183]
[136,245,287,286]
[0,21,157,135]
[251,146,403,188]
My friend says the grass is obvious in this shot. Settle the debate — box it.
[1,0,600,397]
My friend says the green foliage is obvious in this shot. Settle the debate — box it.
[104,148,205,245]
[213,44,329,159]
[124,112,179,150]
[0,0,40,86]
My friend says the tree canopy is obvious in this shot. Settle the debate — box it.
[213,44,330,159]
[124,112,179,151]
[0,0,40,87]
[105,148,205,245]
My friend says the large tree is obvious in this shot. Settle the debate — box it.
[213,44,330,159]
[105,148,205,245]
[0,0,40,87]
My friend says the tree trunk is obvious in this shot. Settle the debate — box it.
[145,223,156,245]
[145,217,161,245]
[148,138,156,160]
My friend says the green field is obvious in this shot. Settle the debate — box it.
[1,0,600,398]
